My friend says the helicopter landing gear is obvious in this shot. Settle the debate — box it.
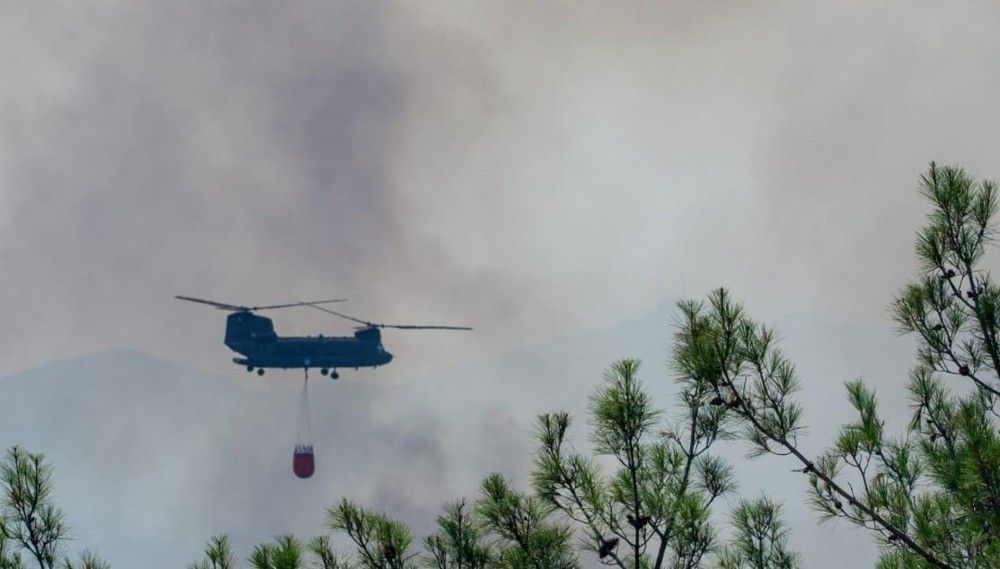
[256,368,265,376]
[330,370,339,380]
[320,368,329,376]
[246,365,254,372]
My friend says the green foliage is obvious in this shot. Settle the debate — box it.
[892,165,1000,402]
[424,500,491,568]
[1,447,69,569]
[673,285,958,568]
[327,500,414,569]
[532,358,794,568]
[475,474,576,569]
[0,531,23,569]
[194,482,576,569]
[61,552,110,569]
[0,447,106,569]
[319,482,575,569]
[189,535,237,569]
[861,164,1000,568]
[248,535,304,569]
[588,360,661,456]
[308,535,353,569]
[672,292,805,458]
[669,164,1000,569]
[717,497,799,569]
[189,534,354,569]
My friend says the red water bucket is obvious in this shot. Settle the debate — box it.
[293,445,315,479]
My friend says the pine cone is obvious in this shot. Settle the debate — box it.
[598,537,619,559]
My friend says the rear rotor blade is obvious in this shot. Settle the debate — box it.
[174,295,245,311]
[379,324,473,331]
[304,303,373,326]
[304,302,471,330]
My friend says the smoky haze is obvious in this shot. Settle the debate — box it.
[2,2,999,375]
[2,1,1000,567]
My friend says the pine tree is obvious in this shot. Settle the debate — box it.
[0,447,108,569]
[670,164,1000,568]
[531,359,799,568]
[717,497,799,569]
[424,499,491,568]
[189,535,238,569]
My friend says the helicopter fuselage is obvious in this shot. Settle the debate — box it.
[224,311,393,371]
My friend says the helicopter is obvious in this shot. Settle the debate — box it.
[175,295,472,379]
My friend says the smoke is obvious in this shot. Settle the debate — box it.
[3,2,1000,566]
[0,1,530,375]
[3,2,1000,375]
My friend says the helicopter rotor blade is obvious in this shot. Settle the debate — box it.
[174,295,245,311]
[304,302,472,331]
[249,299,347,311]
[377,324,473,331]
[303,303,373,326]
[176,295,347,312]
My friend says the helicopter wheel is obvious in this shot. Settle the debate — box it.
[256,368,265,376]
[246,365,254,372]
[330,371,339,380]
[320,368,329,376]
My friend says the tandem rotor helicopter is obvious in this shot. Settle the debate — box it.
[175,295,472,379]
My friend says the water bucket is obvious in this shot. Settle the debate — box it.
[293,444,315,479]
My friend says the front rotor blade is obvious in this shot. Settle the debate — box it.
[174,295,245,311]
[251,299,347,311]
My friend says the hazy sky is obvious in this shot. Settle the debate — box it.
[2,2,999,377]
[2,1,1000,566]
